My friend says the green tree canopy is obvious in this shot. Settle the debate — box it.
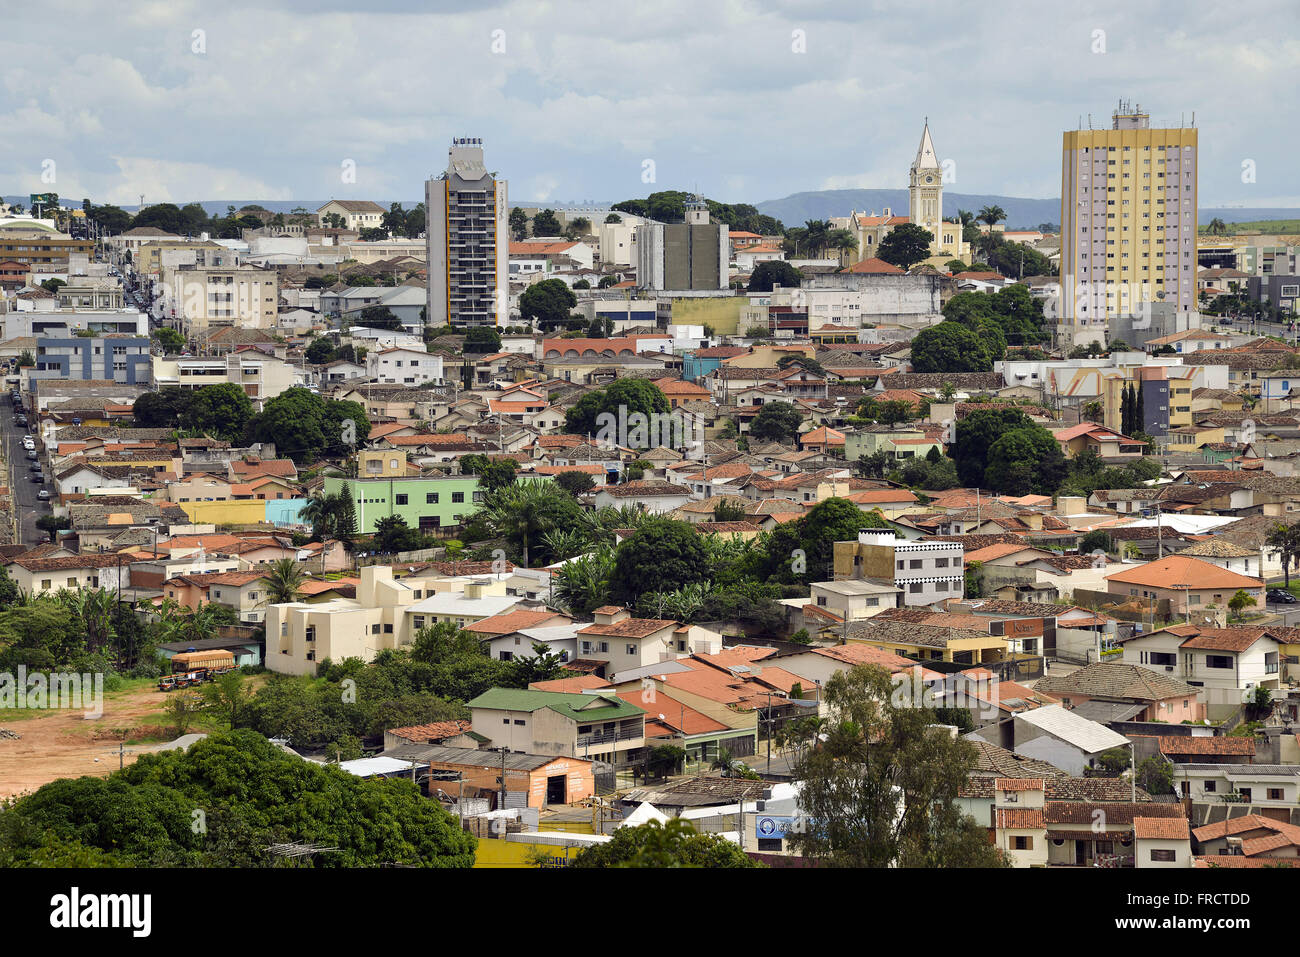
[786,664,1009,868]
[876,223,934,270]
[180,383,253,442]
[519,278,578,330]
[564,378,670,440]
[748,260,803,293]
[611,518,711,605]
[0,730,476,867]
[909,322,993,374]
[749,401,803,443]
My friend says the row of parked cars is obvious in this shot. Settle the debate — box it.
[13,391,49,501]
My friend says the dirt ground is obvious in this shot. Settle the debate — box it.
[0,684,174,800]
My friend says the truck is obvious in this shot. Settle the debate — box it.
[170,649,237,674]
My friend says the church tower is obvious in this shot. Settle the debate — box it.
[908,121,943,251]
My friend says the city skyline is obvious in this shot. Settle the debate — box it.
[2,1,1297,209]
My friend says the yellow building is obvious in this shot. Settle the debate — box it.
[177,499,268,526]
[357,448,409,478]
[1059,101,1198,341]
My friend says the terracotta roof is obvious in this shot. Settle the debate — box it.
[841,257,904,274]
[464,609,568,636]
[1133,817,1190,841]
[1104,555,1263,590]
[996,777,1046,791]
[996,808,1045,829]
[385,720,472,744]
[577,617,677,639]
[1157,735,1256,757]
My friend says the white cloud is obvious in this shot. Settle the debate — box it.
[0,0,1294,210]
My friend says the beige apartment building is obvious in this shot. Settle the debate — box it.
[266,565,525,676]
[162,264,279,335]
[151,350,301,408]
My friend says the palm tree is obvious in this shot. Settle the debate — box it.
[1267,524,1300,587]
[60,586,117,655]
[480,481,564,568]
[299,491,334,540]
[710,746,739,777]
[264,558,307,605]
[1206,217,1227,236]
[977,205,1007,230]
[551,546,615,616]
[1082,400,1104,423]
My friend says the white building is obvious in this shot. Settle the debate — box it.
[365,347,444,386]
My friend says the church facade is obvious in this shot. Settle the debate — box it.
[841,123,970,267]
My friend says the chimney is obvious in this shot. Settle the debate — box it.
[1022,513,1043,531]
[463,581,486,600]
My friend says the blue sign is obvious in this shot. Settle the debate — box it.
[756,816,795,839]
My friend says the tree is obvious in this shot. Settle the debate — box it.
[531,209,561,235]
[477,481,582,568]
[554,470,596,497]
[305,337,336,364]
[611,518,711,604]
[0,730,476,868]
[977,205,1007,230]
[372,515,425,555]
[564,378,669,439]
[713,499,747,522]
[1136,756,1174,796]
[519,278,577,330]
[747,260,803,293]
[1228,589,1256,621]
[910,322,993,373]
[263,558,307,605]
[983,427,1068,496]
[463,326,502,354]
[749,401,803,443]
[244,388,370,463]
[563,217,591,240]
[354,305,402,331]
[786,664,1009,868]
[459,455,518,492]
[131,386,191,429]
[876,223,934,270]
[1267,524,1300,587]
[570,819,761,868]
[152,326,187,355]
[35,514,72,544]
[952,407,1037,489]
[201,671,255,729]
[761,497,888,583]
[1079,529,1114,555]
[508,207,529,240]
[180,383,253,442]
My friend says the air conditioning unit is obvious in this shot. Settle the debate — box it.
[1165,666,1174,672]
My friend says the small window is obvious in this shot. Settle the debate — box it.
[1013,836,1033,850]
[395,493,408,505]
[1150,849,1176,862]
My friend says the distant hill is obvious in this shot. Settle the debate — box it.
[754,189,1300,232]
[755,190,1059,229]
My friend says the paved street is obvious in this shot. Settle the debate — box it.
[3,395,49,546]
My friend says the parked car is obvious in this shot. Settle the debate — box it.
[28,461,41,472]
[30,473,43,484]
[36,489,49,501]
[1267,589,1296,604]
[25,449,37,460]
[15,416,26,427]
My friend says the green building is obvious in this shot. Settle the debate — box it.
[323,474,482,535]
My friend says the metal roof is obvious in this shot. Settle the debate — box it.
[385,744,586,772]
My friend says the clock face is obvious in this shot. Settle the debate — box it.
[925,175,934,184]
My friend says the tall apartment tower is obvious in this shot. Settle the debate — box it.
[1059,102,1198,346]
[425,138,509,327]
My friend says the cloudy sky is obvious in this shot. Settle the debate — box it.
[2,0,1297,209]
